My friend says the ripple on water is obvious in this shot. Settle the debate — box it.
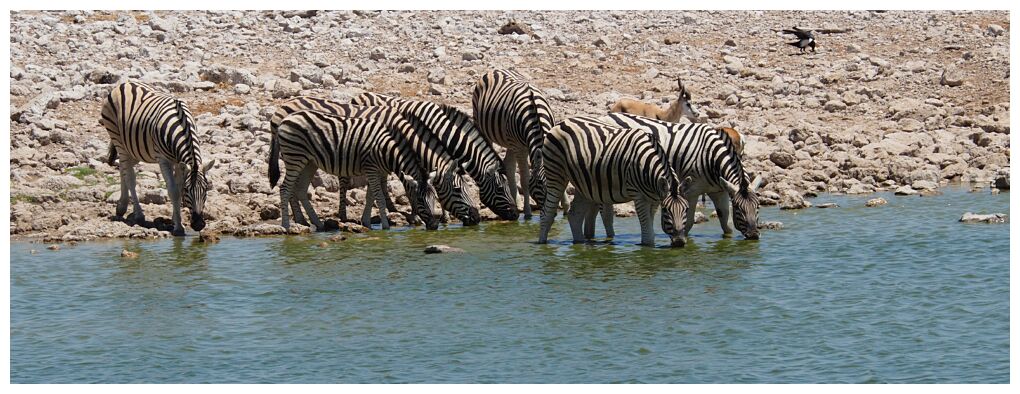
[10,187,1010,383]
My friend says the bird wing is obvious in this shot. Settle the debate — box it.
[783,27,812,39]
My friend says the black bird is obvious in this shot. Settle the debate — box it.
[783,27,816,53]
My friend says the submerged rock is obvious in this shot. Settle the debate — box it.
[424,244,465,254]
[198,230,220,243]
[120,249,139,258]
[758,221,783,230]
[959,212,1007,224]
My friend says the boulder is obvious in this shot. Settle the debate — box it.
[778,190,811,210]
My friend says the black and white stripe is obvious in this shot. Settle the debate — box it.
[271,110,439,231]
[351,92,518,220]
[99,81,214,236]
[587,113,761,240]
[270,98,480,226]
[471,69,554,218]
[539,116,690,247]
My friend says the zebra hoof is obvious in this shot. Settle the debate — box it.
[171,228,186,237]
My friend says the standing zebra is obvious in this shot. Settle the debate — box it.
[580,113,761,240]
[269,98,480,226]
[271,110,438,231]
[539,116,690,247]
[350,93,518,220]
[471,69,554,219]
[99,81,215,236]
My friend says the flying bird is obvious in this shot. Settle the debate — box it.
[783,27,816,53]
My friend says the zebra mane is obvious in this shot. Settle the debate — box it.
[713,127,750,194]
[175,99,200,177]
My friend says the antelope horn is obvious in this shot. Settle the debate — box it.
[749,174,763,192]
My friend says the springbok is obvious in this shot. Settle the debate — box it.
[610,77,700,123]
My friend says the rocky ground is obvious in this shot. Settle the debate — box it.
[8,10,1010,241]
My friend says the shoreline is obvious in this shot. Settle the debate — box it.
[9,10,1010,242]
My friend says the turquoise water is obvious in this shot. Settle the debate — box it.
[10,187,1009,383]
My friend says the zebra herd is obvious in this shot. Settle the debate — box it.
[99,68,761,247]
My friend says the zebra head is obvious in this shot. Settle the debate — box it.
[479,163,518,220]
[431,165,481,226]
[403,171,440,230]
[183,159,216,231]
[660,174,693,247]
[676,78,700,121]
[724,173,762,240]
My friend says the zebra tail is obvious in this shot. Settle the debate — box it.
[268,128,281,188]
[106,143,118,166]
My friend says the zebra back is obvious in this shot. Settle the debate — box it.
[545,116,672,204]
[471,69,555,173]
[100,81,203,169]
[599,113,750,194]
[350,93,505,182]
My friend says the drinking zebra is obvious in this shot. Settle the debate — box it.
[581,113,761,240]
[539,116,690,247]
[270,110,438,230]
[471,69,554,219]
[269,98,480,226]
[99,81,215,236]
[350,93,518,220]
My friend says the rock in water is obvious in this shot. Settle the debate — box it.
[424,244,465,254]
[816,203,839,208]
[758,221,784,230]
[199,230,220,243]
[959,212,1007,224]
[894,186,918,196]
[47,244,60,251]
[120,249,138,258]
[328,233,347,242]
[865,198,888,207]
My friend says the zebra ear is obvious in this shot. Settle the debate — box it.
[202,159,216,174]
[723,178,740,195]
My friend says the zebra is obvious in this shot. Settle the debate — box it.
[270,110,439,231]
[350,92,518,220]
[99,81,215,236]
[580,113,762,241]
[269,98,480,226]
[471,69,554,219]
[538,116,690,247]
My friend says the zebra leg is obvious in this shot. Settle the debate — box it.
[566,194,591,243]
[537,180,565,244]
[582,203,597,240]
[295,164,322,231]
[115,160,134,219]
[124,162,145,224]
[503,148,520,217]
[337,176,350,221]
[363,175,385,229]
[709,191,735,237]
[158,159,185,236]
[372,174,392,229]
[517,151,533,219]
[290,193,307,227]
[634,197,657,246]
[279,158,308,230]
[684,194,700,238]
[601,203,615,239]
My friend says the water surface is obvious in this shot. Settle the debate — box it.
[10,187,1010,383]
